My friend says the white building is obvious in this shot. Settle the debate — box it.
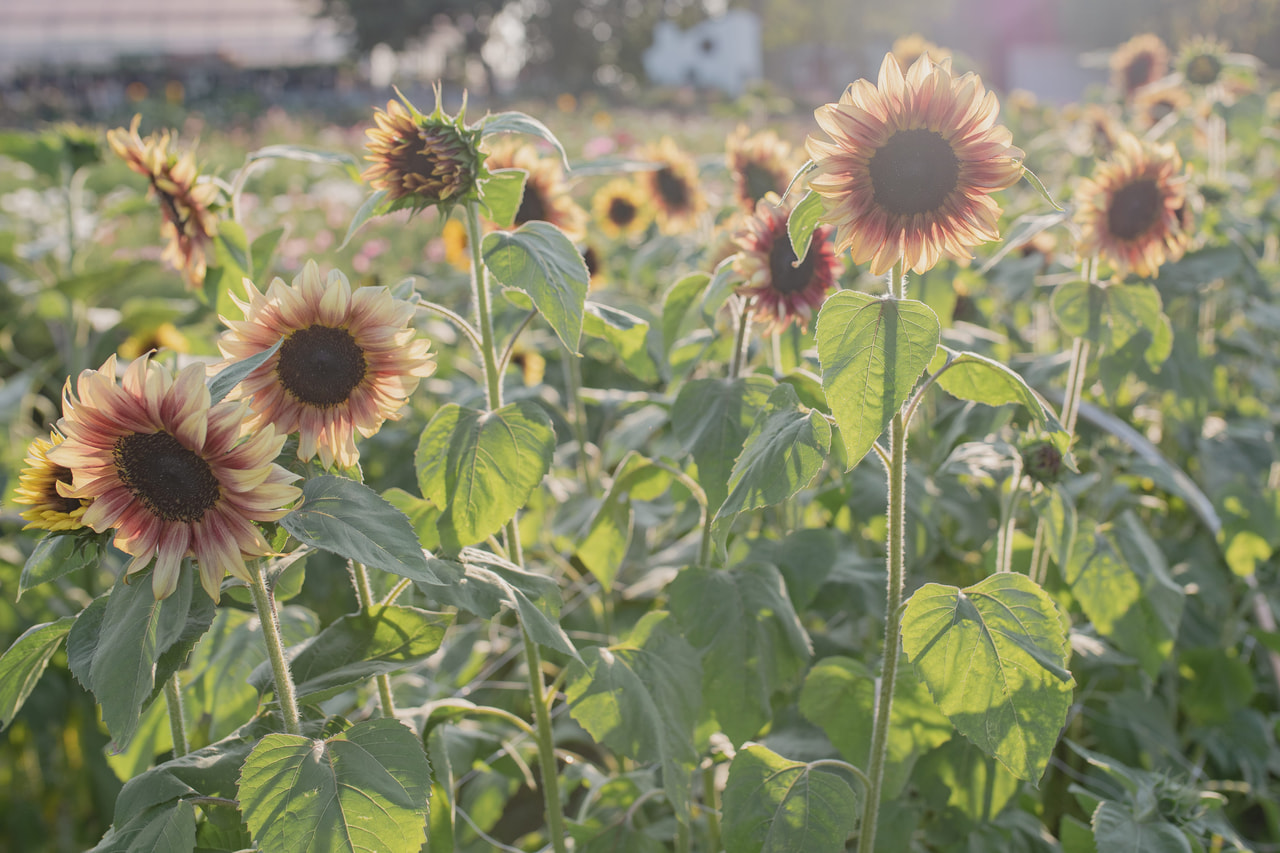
[643,11,762,97]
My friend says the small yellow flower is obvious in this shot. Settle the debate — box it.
[118,322,190,360]
[442,217,470,272]
[638,137,707,235]
[592,178,652,241]
[13,431,89,532]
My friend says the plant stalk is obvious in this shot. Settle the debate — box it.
[729,297,753,379]
[465,204,504,410]
[248,560,302,736]
[521,623,568,853]
[163,673,189,758]
[702,761,722,853]
[352,561,396,718]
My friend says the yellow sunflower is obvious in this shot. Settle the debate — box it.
[806,52,1025,277]
[107,115,220,290]
[482,138,586,241]
[216,261,435,470]
[733,193,842,334]
[638,137,707,235]
[725,124,799,212]
[13,430,89,532]
[118,321,190,360]
[1110,34,1171,100]
[48,355,300,600]
[592,178,653,240]
[1074,134,1190,279]
[442,217,471,272]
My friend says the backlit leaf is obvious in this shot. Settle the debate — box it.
[0,617,75,730]
[483,221,589,352]
[721,744,859,853]
[671,375,774,512]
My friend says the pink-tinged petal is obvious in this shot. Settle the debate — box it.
[165,364,211,449]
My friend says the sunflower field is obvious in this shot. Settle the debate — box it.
[3,32,1280,853]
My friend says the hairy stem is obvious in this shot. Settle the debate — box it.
[248,560,302,735]
[352,561,396,718]
[521,624,568,853]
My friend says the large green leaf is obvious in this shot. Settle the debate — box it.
[477,168,527,228]
[1065,513,1184,678]
[480,110,571,170]
[565,612,701,820]
[415,400,556,551]
[662,272,710,353]
[1092,802,1192,853]
[65,568,212,750]
[238,718,431,853]
[798,655,952,798]
[280,475,439,583]
[419,548,577,658]
[19,534,102,598]
[583,301,659,383]
[483,221,589,352]
[712,383,831,549]
[248,606,452,701]
[816,291,940,468]
[721,744,860,853]
[900,573,1074,782]
[576,453,673,593]
[668,562,811,745]
[930,348,1064,432]
[787,190,824,263]
[671,375,774,512]
[0,617,75,730]
[1051,281,1172,369]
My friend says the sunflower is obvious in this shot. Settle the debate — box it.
[119,321,190,360]
[362,93,480,213]
[1110,34,1170,100]
[107,115,219,290]
[725,125,798,211]
[216,261,435,470]
[733,193,842,334]
[592,177,652,240]
[13,430,89,532]
[482,138,586,241]
[47,355,300,601]
[1174,36,1258,100]
[638,137,707,235]
[1132,82,1191,129]
[806,52,1025,277]
[441,217,471,272]
[1074,134,1190,279]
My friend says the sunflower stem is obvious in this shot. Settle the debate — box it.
[1031,335,1090,585]
[702,760,722,853]
[465,203,504,410]
[352,561,397,718]
[562,345,594,496]
[729,297,753,379]
[995,455,1024,574]
[248,560,303,736]
[521,622,568,853]
[163,673,189,758]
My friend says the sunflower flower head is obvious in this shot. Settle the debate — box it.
[47,355,300,601]
[638,137,707,235]
[107,115,220,290]
[733,193,842,334]
[362,87,483,216]
[1175,36,1258,101]
[481,137,586,241]
[441,217,471,272]
[592,177,653,241]
[1110,34,1171,100]
[806,52,1025,277]
[216,261,436,470]
[13,430,90,532]
[725,124,799,211]
[1074,133,1190,279]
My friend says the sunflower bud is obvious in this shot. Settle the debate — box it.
[1020,440,1064,485]
[362,89,482,214]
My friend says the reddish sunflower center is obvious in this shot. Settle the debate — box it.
[767,233,818,295]
[1107,179,1161,240]
[655,166,690,210]
[608,196,638,227]
[50,465,82,514]
[516,182,549,225]
[868,129,961,217]
[114,431,220,523]
[277,325,368,408]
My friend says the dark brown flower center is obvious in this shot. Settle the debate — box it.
[50,465,82,514]
[868,129,961,217]
[1124,54,1155,91]
[655,166,691,210]
[1107,178,1161,240]
[742,161,780,205]
[768,233,818,295]
[277,325,368,408]
[516,182,549,225]
[608,196,638,227]
[114,431,220,522]
[1186,54,1222,85]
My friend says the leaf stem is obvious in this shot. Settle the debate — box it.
[163,673,189,758]
[702,760,722,852]
[417,299,485,360]
[729,297,753,379]
[248,559,302,735]
[352,561,396,718]
[465,203,504,410]
[995,456,1024,574]
[521,623,568,853]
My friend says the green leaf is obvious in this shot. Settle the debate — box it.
[415,401,556,551]
[280,475,439,584]
[1065,513,1184,678]
[583,301,658,382]
[662,272,710,354]
[1051,281,1172,369]
[480,111,571,170]
[19,534,102,598]
[65,568,211,750]
[478,168,527,228]
[245,144,360,176]
[382,487,442,552]
[1031,485,1077,571]
[0,617,75,730]
[566,612,701,820]
[816,291,940,468]
[340,189,389,250]
[721,744,860,853]
[914,737,1020,820]
[668,563,811,745]
[930,348,1064,432]
[712,383,831,549]
[798,655,951,798]
[249,605,452,701]
[89,800,197,853]
[787,190,824,263]
[239,718,431,853]
[577,453,673,593]
[900,573,1074,782]
[483,221,589,352]
[671,375,774,512]
[1092,802,1192,853]
[419,548,577,659]
[206,335,282,405]
[700,259,741,326]
[250,226,285,281]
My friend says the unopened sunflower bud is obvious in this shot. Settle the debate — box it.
[362,90,481,213]
[1020,440,1064,485]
